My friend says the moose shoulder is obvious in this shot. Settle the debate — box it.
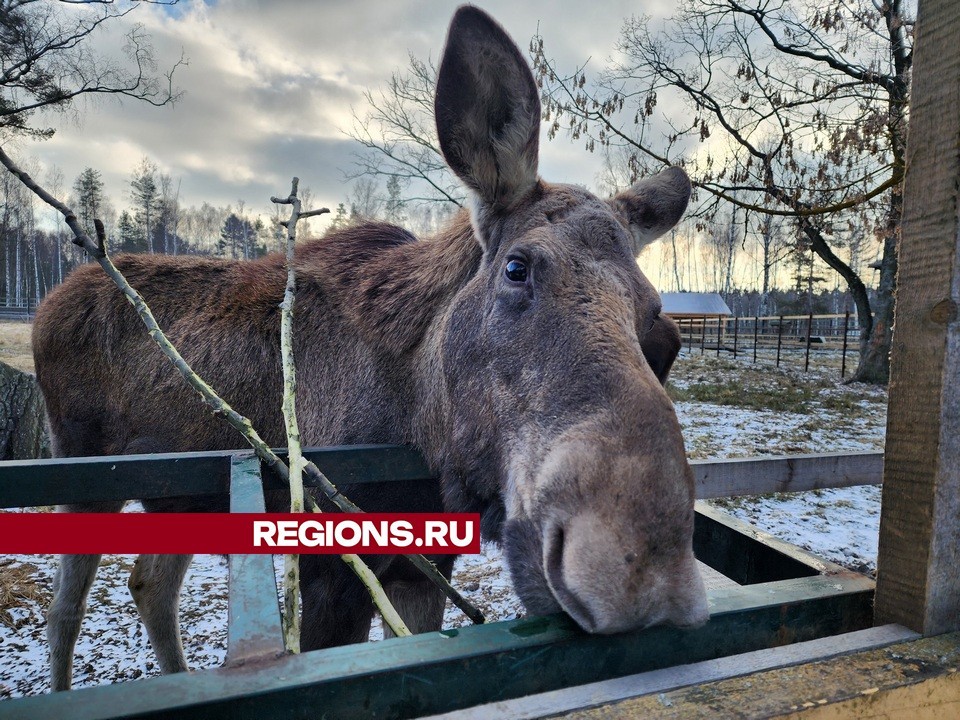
[33,5,707,692]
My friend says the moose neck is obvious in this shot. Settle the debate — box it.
[297,211,484,464]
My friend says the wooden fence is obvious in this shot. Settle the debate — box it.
[0,446,879,719]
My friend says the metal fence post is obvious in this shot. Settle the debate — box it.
[733,316,739,359]
[776,315,784,368]
[841,310,851,379]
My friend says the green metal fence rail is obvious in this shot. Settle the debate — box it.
[0,447,875,719]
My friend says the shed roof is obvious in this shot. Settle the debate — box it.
[660,292,732,316]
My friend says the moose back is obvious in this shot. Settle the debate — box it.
[33,5,708,692]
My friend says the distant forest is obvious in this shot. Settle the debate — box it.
[0,160,871,320]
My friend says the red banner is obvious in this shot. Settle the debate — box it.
[0,513,481,554]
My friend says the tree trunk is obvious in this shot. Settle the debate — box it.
[15,225,21,306]
[850,183,902,384]
[0,361,49,460]
[670,229,682,291]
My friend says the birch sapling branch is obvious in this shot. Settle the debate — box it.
[272,178,410,642]
[276,176,310,651]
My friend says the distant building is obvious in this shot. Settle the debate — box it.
[660,292,732,321]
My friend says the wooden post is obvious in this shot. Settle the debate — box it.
[700,316,707,355]
[753,315,759,363]
[875,0,960,636]
[804,311,813,372]
[716,316,723,357]
[841,310,850,379]
[732,316,739,359]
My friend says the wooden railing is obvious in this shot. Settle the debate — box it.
[0,446,878,719]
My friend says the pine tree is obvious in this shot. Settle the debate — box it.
[72,168,104,240]
[130,158,161,253]
[116,211,141,253]
[327,202,350,232]
[219,213,258,259]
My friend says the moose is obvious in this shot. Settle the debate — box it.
[33,5,708,692]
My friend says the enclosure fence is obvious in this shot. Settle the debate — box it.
[676,312,857,377]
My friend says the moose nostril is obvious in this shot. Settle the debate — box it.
[543,520,597,633]
[544,522,565,594]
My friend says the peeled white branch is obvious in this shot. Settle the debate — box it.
[275,177,311,650]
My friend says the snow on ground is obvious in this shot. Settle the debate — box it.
[0,351,887,700]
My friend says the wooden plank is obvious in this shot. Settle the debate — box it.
[0,573,874,720]
[0,449,882,509]
[875,0,960,635]
[424,625,919,720]
[694,502,837,585]
[779,672,960,719]
[692,452,882,499]
[224,454,285,666]
[0,444,432,508]
[558,631,960,719]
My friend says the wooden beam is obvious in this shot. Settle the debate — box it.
[0,444,433,508]
[691,452,881,499]
[425,625,919,720]
[555,632,960,720]
[875,0,960,635]
[0,573,873,720]
[224,454,285,666]
[0,449,883,509]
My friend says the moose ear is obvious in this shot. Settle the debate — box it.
[435,6,540,221]
[609,166,692,257]
[641,313,682,386]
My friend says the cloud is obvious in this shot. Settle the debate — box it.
[24,0,676,222]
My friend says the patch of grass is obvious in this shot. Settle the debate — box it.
[0,559,46,628]
[817,392,882,412]
[0,320,34,373]
[668,379,819,413]
[667,354,887,415]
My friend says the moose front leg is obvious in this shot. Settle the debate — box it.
[299,554,388,650]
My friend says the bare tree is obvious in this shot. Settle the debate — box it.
[347,177,385,222]
[0,0,184,139]
[752,212,790,316]
[346,54,464,208]
[158,173,181,255]
[533,0,913,383]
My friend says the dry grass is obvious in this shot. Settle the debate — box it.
[0,558,46,629]
[667,352,887,415]
[0,321,33,374]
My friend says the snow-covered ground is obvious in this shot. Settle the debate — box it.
[0,352,887,700]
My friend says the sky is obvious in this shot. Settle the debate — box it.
[19,0,675,228]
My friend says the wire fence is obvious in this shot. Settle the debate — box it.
[0,297,37,321]
[0,300,860,377]
[675,312,858,378]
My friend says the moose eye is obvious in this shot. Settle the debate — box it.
[505,258,528,283]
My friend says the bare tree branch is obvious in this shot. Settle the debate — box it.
[0,2,185,138]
